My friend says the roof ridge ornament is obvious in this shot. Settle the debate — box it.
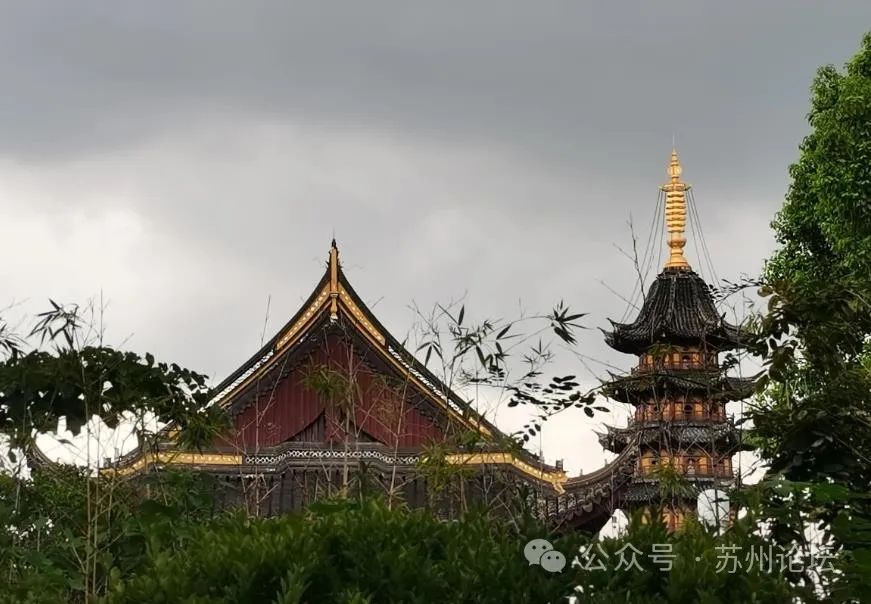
[328,239,340,321]
[661,149,691,270]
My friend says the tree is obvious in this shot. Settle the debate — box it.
[0,301,227,461]
[0,465,218,604]
[0,301,228,602]
[747,31,871,601]
[103,498,800,604]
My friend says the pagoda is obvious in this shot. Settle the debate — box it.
[597,150,751,530]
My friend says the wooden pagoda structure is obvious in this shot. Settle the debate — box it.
[594,150,750,529]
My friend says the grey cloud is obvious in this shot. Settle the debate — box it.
[0,2,866,473]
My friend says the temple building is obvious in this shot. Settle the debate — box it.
[106,240,568,518]
[93,150,749,533]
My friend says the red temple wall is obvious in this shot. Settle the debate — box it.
[225,336,444,452]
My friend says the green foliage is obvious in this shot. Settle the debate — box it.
[103,498,580,604]
[0,301,228,458]
[411,299,597,445]
[573,512,806,604]
[0,467,219,603]
[97,498,803,604]
[302,364,354,413]
[747,31,871,601]
[0,346,227,452]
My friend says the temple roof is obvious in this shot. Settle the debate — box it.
[211,240,501,435]
[603,368,754,404]
[206,241,564,475]
[603,268,743,355]
[95,241,567,486]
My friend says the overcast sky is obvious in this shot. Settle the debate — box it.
[3,3,870,475]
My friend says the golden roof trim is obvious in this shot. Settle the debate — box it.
[445,452,567,493]
[104,451,243,477]
[342,300,491,437]
[338,284,386,345]
[275,286,331,351]
[329,239,340,320]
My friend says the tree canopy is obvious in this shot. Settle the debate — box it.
[748,32,871,602]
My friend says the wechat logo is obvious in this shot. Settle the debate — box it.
[524,538,567,573]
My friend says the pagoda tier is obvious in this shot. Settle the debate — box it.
[603,268,743,355]
[603,369,754,405]
[621,480,723,504]
[598,422,745,455]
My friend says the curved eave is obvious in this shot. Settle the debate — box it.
[210,270,332,400]
[603,371,754,404]
[621,479,733,503]
[600,423,743,452]
[107,247,558,479]
[602,268,745,355]
[546,446,639,532]
[604,323,744,356]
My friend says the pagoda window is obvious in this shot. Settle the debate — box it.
[683,404,693,419]
[681,354,692,369]
[686,457,697,475]
[641,451,661,475]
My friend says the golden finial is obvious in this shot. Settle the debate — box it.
[328,239,339,320]
[660,149,691,269]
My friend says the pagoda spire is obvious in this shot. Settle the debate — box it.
[661,149,691,270]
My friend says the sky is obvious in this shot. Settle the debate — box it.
[2,3,870,477]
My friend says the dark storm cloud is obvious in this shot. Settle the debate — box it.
[2,2,868,164]
[1,2,868,472]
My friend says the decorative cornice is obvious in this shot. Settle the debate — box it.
[104,451,243,477]
[445,452,567,493]
[247,447,420,468]
[102,446,565,491]
[275,286,331,352]
[338,284,386,345]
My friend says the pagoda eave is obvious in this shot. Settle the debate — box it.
[603,268,744,356]
[600,423,744,454]
[603,371,754,405]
